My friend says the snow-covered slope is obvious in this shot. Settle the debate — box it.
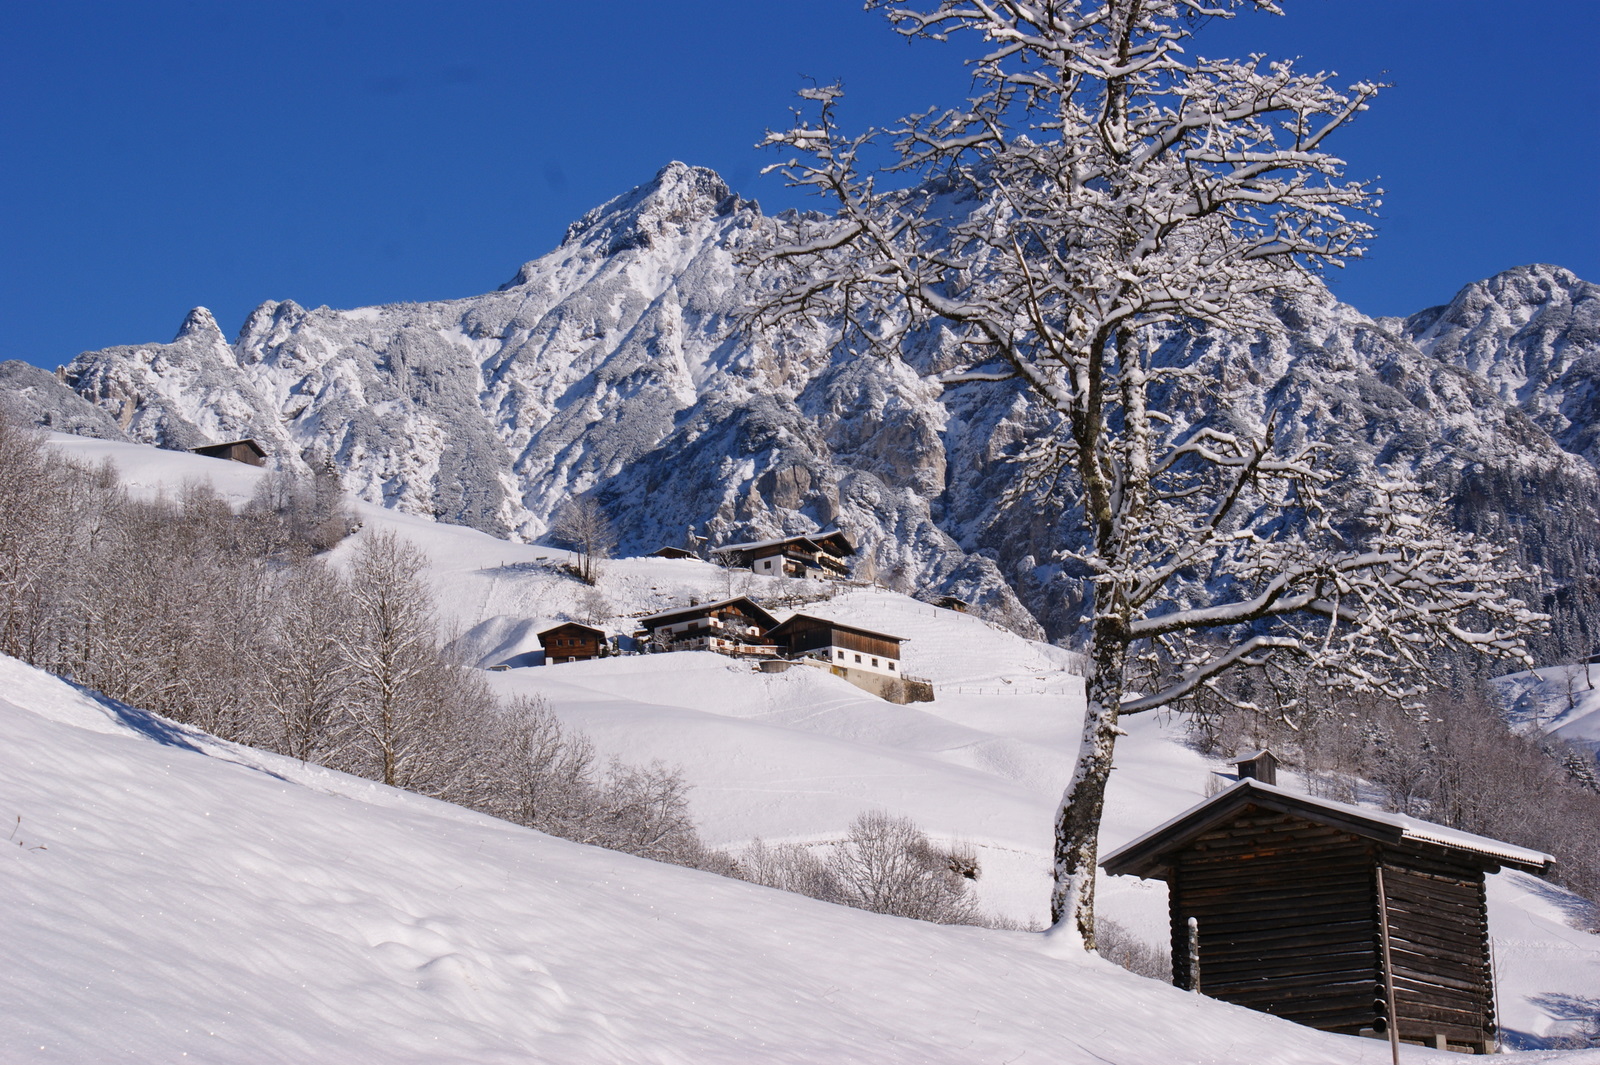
[35,432,1600,1051]
[25,651,1585,1064]
[36,162,1600,641]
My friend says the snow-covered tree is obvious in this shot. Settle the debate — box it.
[549,495,616,585]
[749,0,1542,946]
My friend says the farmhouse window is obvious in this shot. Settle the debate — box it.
[855,654,862,663]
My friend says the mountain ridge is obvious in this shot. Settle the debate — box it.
[5,163,1598,645]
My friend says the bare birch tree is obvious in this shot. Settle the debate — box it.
[549,496,616,585]
[343,530,446,788]
[749,0,1542,946]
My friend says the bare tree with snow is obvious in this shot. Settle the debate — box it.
[549,495,617,585]
[749,0,1542,946]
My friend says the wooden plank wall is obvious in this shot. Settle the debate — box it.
[1379,851,1494,1049]
[1170,809,1381,1034]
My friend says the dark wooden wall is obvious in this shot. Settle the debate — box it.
[1169,809,1381,1034]
[541,626,604,660]
[779,616,899,660]
[1379,850,1494,1048]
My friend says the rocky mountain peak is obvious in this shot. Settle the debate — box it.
[499,163,741,291]
[174,306,225,345]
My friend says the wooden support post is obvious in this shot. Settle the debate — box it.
[1376,864,1401,1065]
[1187,916,1202,994]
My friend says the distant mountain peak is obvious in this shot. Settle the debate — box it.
[174,307,225,345]
[501,163,745,291]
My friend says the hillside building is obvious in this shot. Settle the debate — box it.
[538,622,609,664]
[634,597,780,657]
[1102,779,1554,1054]
[766,614,931,703]
[190,438,267,466]
[717,530,854,580]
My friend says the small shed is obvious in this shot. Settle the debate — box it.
[1230,749,1279,785]
[190,438,267,466]
[538,622,608,664]
[650,546,698,560]
[1102,780,1554,1054]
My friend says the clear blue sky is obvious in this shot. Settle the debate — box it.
[4,1,1596,368]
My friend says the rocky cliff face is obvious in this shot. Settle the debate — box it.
[32,163,1600,645]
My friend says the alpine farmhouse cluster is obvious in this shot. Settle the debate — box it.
[535,531,932,704]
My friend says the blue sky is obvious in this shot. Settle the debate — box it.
[3,1,1596,367]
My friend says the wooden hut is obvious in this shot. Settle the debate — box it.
[537,622,608,664]
[1230,749,1280,785]
[190,438,267,466]
[1102,779,1553,1054]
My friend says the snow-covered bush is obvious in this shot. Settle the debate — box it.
[740,811,985,927]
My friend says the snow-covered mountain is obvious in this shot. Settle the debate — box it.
[12,163,1600,640]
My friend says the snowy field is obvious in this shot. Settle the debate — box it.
[16,432,1600,1057]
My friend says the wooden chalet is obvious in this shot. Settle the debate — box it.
[538,622,608,664]
[767,613,905,678]
[650,546,699,560]
[634,596,779,657]
[190,438,267,466]
[1102,779,1554,1054]
[718,530,854,580]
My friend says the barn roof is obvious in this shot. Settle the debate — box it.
[191,438,267,457]
[1102,779,1554,878]
[718,528,855,557]
[767,613,906,647]
[537,622,606,640]
[633,596,779,630]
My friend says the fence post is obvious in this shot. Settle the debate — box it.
[1187,916,1201,994]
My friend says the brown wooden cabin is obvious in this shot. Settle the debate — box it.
[633,596,779,656]
[766,614,904,677]
[1102,780,1554,1054]
[650,546,699,560]
[1230,749,1280,785]
[190,438,267,466]
[538,622,608,664]
[931,595,970,613]
[717,530,854,580]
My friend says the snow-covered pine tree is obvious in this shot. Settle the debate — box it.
[748,0,1541,947]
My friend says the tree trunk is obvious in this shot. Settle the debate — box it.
[1050,622,1127,948]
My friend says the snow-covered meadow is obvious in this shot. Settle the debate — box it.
[6,433,1597,1059]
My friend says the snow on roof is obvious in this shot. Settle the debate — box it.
[717,528,852,555]
[633,596,775,627]
[769,613,907,646]
[1103,778,1554,875]
[1229,749,1274,764]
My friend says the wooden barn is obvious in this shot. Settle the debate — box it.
[717,530,854,580]
[537,622,608,664]
[1102,779,1554,1054]
[766,614,905,678]
[190,438,267,466]
[633,596,779,657]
